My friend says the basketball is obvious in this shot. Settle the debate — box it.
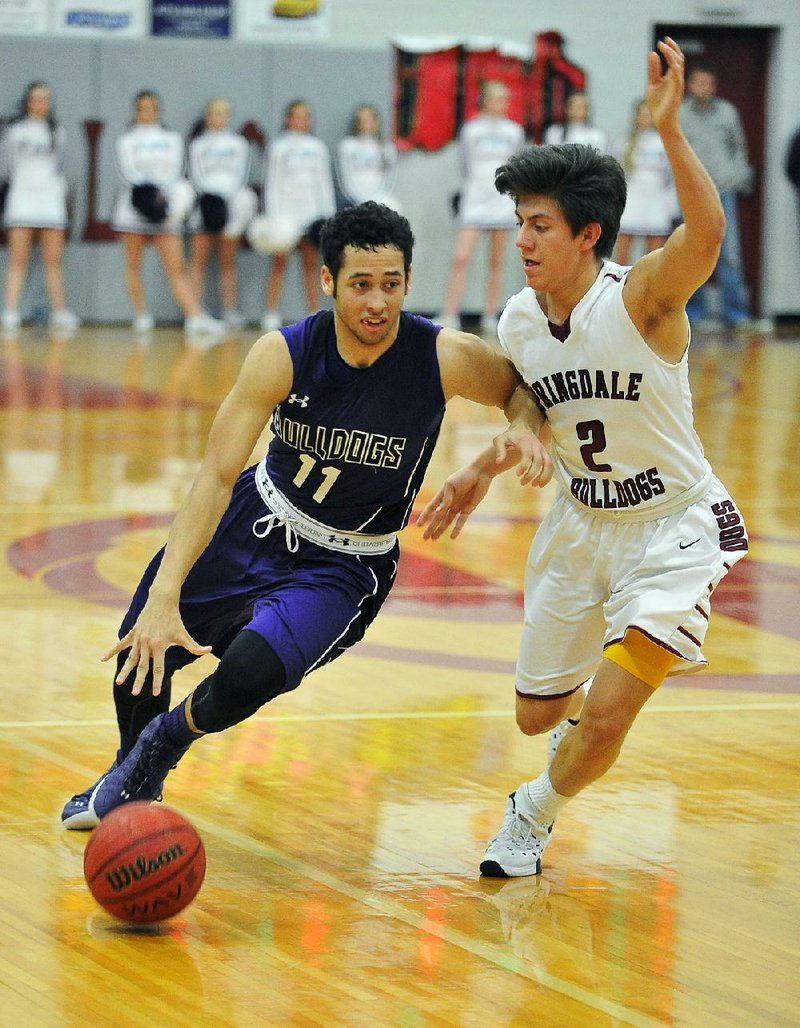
[83,802,206,924]
[246,212,301,254]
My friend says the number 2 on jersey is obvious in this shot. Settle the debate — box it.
[292,454,341,502]
[576,419,612,472]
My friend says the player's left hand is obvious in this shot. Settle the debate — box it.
[416,464,492,540]
[647,36,685,131]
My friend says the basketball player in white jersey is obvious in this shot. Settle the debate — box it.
[186,98,257,328]
[418,38,748,876]
[113,90,224,341]
[1,82,79,333]
[436,81,525,337]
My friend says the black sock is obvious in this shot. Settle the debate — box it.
[113,652,172,757]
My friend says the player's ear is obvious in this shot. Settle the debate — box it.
[320,264,334,296]
[580,222,602,252]
[405,267,412,294]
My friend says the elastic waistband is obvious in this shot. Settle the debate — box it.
[561,467,714,523]
[254,460,397,555]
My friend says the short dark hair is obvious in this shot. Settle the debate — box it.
[319,201,415,283]
[495,143,627,259]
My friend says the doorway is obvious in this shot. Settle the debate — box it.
[655,24,773,315]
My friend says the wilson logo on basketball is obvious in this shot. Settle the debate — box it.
[104,843,185,891]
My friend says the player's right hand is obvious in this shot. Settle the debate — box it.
[101,599,212,697]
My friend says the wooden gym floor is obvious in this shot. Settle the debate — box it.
[0,322,798,1027]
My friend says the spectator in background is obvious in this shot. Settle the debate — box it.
[260,99,336,332]
[680,63,761,333]
[187,98,258,330]
[336,103,398,208]
[436,81,525,336]
[1,81,80,334]
[544,91,607,151]
[113,89,224,341]
[614,99,676,265]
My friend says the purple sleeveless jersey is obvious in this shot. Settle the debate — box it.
[267,310,446,533]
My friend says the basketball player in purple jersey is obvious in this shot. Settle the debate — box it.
[61,201,553,829]
[419,39,748,876]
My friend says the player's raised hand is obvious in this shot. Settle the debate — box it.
[647,36,685,132]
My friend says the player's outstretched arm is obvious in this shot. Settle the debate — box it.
[103,333,293,696]
[419,337,552,540]
[624,37,726,362]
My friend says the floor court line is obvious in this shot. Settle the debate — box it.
[1,699,798,732]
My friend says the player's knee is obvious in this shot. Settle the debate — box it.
[193,630,287,733]
[515,696,563,737]
[578,709,629,757]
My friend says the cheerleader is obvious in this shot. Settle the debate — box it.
[113,90,223,340]
[1,82,79,333]
[186,98,257,329]
[613,99,677,265]
[543,92,607,150]
[261,99,336,331]
[436,81,525,335]
[336,104,398,207]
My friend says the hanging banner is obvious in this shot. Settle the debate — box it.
[236,0,329,42]
[151,0,230,38]
[54,0,146,35]
[0,0,48,33]
[393,31,586,151]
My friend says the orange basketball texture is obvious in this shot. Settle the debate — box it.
[83,802,206,923]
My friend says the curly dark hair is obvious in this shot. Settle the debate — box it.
[319,201,414,285]
[495,143,627,259]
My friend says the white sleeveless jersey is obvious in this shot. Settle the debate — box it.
[188,130,251,199]
[336,136,397,205]
[0,118,68,229]
[263,131,336,233]
[457,114,525,228]
[498,261,712,521]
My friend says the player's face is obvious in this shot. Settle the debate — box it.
[514,195,596,292]
[323,245,409,362]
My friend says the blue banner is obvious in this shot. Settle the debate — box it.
[151,0,229,37]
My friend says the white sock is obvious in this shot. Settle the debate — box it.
[522,770,570,824]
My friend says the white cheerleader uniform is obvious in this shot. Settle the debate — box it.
[336,136,398,205]
[543,123,607,151]
[498,262,747,696]
[618,128,677,237]
[186,129,257,236]
[263,131,336,235]
[457,114,525,229]
[112,124,191,235]
[1,118,68,230]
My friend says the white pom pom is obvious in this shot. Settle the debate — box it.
[247,214,301,254]
[223,187,258,238]
[165,180,196,227]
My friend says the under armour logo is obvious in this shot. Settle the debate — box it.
[328,535,350,546]
[288,394,309,407]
